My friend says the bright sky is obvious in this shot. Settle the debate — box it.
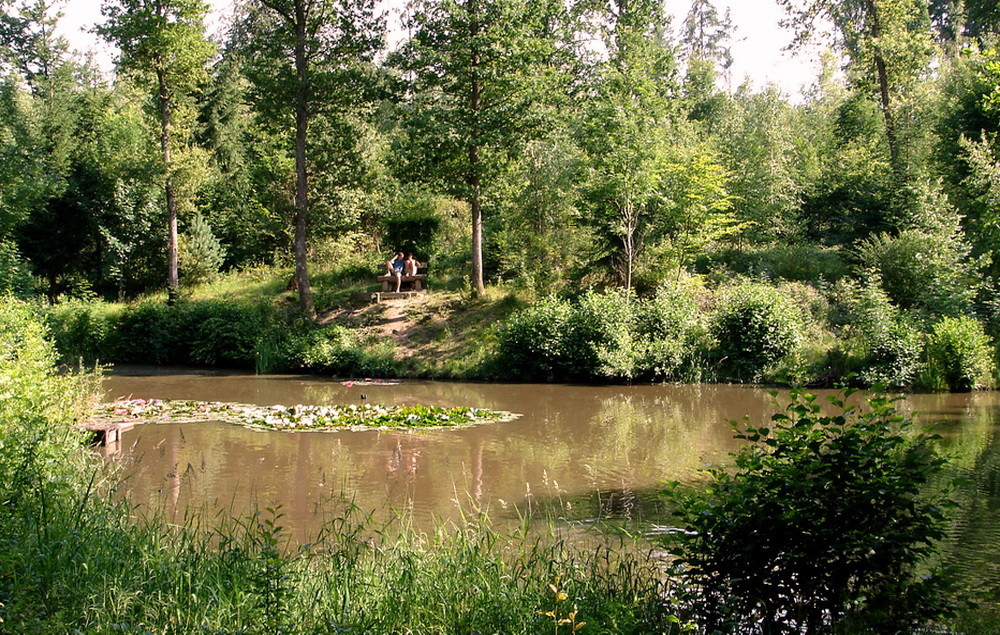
[56,0,823,98]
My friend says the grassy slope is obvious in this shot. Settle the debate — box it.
[159,264,528,378]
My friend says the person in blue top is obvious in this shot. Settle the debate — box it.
[385,251,405,292]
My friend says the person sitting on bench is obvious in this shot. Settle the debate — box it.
[385,252,405,292]
[404,252,421,277]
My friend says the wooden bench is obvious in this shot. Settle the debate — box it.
[377,273,427,291]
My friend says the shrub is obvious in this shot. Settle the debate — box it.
[115,301,185,364]
[280,322,399,377]
[0,297,92,521]
[712,282,804,381]
[0,240,32,297]
[857,226,981,318]
[568,289,638,379]
[695,244,849,286]
[46,301,123,364]
[926,316,995,391]
[180,301,264,368]
[759,243,849,283]
[634,281,708,381]
[832,279,925,388]
[495,295,576,381]
[381,209,440,262]
[665,390,960,633]
[48,300,271,369]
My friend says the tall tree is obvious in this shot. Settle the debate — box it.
[779,0,935,181]
[680,0,734,72]
[930,0,1000,42]
[235,0,383,317]
[394,0,567,294]
[98,0,215,304]
[575,0,677,288]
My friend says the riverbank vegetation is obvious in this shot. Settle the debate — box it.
[4,297,991,631]
[0,0,1000,390]
[43,270,999,391]
[0,0,998,391]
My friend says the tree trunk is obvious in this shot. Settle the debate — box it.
[157,66,179,306]
[621,200,636,290]
[468,0,485,295]
[293,0,315,319]
[867,0,902,179]
[469,147,484,295]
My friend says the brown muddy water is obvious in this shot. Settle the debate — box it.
[103,367,1000,594]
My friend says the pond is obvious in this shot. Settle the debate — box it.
[103,366,1000,596]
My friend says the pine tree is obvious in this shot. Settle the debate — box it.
[179,211,225,285]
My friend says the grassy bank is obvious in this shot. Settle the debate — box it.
[45,263,1000,392]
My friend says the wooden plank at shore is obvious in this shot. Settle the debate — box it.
[81,421,135,446]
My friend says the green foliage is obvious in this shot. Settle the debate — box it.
[711,282,805,381]
[496,287,707,382]
[0,240,33,297]
[0,298,92,504]
[926,315,996,391]
[716,87,803,240]
[495,295,575,381]
[47,299,266,368]
[47,299,125,363]
[857,218,982,318]
[832,278,925,388]
[179,211,226,285]
[665,389,960,633]
[634,281,709,381]
[275,322,399,378]
[381,207,440,262]
[698,244,849,285]
[570,289,639,379]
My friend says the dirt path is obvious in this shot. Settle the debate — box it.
[318,296,434,359]
[377,299,412,338]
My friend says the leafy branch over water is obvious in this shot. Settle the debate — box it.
[93,398,518,431]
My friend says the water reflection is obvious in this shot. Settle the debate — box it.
[104,368,1000,594]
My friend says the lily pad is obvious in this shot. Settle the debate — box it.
[91,398,518,432]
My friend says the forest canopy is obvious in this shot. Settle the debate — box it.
[1,0,999,388]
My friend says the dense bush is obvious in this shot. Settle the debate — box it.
[0,240,32,297]
[48,300,266,368]
[570,289,638,379]
[47,300,124,363]
[926,316,995,391]
[497,287,708,382]
[0,298,92,504]
[48,299,403,377]
[495,295,576,381]
[696,244,849,285]
[181,301,266,367]
[857,227,981,318]
[711,282,805,381]
[665,390,960,633]
[831,279,925,388]
[759,244,849,283]
[381,208,440,261]
[634,281,708,381]
[276,322,399,377]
